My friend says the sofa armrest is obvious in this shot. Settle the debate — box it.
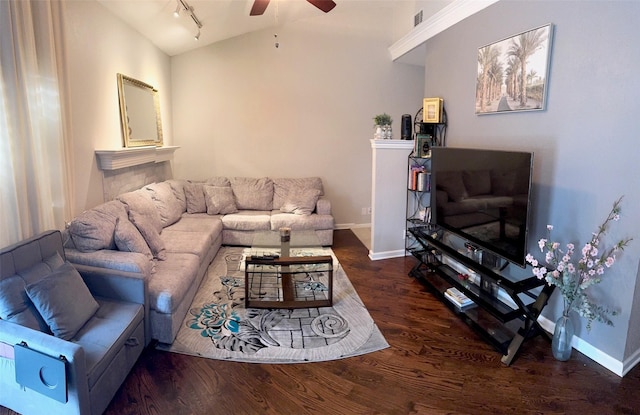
[316,197,331,215]
[73,263,150,347]
[65,248,153,275]
[0,320,90,415]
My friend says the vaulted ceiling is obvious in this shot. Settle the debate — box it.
[96,0,401,56]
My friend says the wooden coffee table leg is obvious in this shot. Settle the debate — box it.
[281,269,295,302]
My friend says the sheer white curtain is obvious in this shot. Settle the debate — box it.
[0,0,74,247]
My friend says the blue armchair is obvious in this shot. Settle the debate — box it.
[0,230,146,415]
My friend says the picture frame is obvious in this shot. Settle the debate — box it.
[475,23,553,115]
[423,98,443,123]
[415,134,432,158]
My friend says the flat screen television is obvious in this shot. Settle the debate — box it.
[429,147,534,267]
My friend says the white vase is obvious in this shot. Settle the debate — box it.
[374,125,383,140]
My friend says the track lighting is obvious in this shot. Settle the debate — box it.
[173,0,203,40]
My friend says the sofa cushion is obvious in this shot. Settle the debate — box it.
[270,212,335,231]
[73,298,144,388]
[118,189,163,234]
[161,230,215,258]
[436,171,468,202]
[222,211,272,231]
[148,253,201,314]
[68,200,127,252]
[129,210,167,260]
[273,177,324,210]
[230,177,274,210]
[204,185,238,215]
[184,182,207,214]
[25,262,99,340]
[114,217,153,259]
[205,176,231,187]
[145,182,184,227]
[280,188,322,215]
[491,170,517,196]
[463,170,492,197]
[0,275,50,332]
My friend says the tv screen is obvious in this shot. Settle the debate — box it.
[430,147,534,267]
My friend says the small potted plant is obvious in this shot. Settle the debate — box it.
[373,113,393,139]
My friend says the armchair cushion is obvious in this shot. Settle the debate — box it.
[25,262,99,340]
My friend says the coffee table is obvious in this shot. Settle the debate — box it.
[245,230,333,309]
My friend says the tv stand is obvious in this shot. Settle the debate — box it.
[408,227,555,365]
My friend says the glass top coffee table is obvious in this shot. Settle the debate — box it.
[245,230,333,309]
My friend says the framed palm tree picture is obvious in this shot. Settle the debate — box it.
[476,24,553,115]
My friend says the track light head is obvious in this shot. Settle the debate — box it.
[173,3,180,18]
[194,29,200,41]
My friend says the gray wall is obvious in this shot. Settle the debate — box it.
[170,6,425,227]
[423,0,640,363]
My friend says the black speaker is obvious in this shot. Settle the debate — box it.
[401,114,412,140]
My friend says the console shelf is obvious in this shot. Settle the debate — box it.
[408,228,554,365]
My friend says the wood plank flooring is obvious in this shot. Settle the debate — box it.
[3,229,640,414]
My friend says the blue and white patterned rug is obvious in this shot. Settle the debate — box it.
[157,246,389,363]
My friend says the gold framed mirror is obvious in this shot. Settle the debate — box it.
[117,73,163,147]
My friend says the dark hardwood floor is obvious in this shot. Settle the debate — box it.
[3,229,640,414]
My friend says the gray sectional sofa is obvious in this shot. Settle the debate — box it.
[0,230,146,415]
[63,176,334,345]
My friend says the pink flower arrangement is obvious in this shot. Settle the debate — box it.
[525,197,632,330]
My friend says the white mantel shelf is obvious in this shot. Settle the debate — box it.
[95,145,180,170]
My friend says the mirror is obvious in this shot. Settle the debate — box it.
[117,73,163,147]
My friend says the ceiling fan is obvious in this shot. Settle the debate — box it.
[250,0,337,16]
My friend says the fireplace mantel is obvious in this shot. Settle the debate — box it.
[95,146,179,170]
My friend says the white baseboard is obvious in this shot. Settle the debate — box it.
[537,315,639,377]
[368,249,406,261]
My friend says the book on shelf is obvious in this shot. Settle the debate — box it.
[444,287,476,310]
[408,165,430,191]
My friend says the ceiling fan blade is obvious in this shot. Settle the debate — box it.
[307,0,337,13]
[250,0,270,16]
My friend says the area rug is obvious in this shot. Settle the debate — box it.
[157,246,389,363]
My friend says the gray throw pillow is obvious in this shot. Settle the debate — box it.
[25,262,99,340]
[204,185,238,215]
[129,210,167,260]
[280,188,322,215]
[114,217,153,259]
[0,275,50,332]
[184,182,207,214]
[68,200,127,252]
[145,182,184,227]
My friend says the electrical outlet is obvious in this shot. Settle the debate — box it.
[366,207,372,215]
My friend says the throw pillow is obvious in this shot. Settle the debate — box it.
[114,217,153,259]
[68,200,127,252]
[0,275,50,332]
[272,177,324,210]
[25,262,99,340]
[184,182,207,214]
[128,210,167,260]
[230,177,274,210]
[280,188,322,215]
[166,179,187,212]
[145,182,184,227]
[203,185,238,215]
[117,189,163,234]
